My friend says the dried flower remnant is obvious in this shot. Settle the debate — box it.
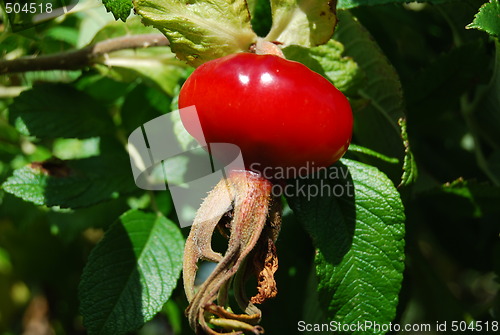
[183,170,282,334]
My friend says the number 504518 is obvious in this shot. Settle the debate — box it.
[5,2,53,14]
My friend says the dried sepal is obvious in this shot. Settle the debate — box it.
[183,170,282,334]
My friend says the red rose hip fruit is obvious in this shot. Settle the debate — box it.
[178,53,353,176]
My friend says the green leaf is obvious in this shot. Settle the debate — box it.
[399,118,418,187]
[335,10,409,183]
[161,300,183,335]
[287,159,405,334]
[47,199,128,244]
[45,26,79,47]
[1,154,136,208]
[467,0,500,37]
[102,0,133,21]
[405,41,490,107]
[265,0,337,47]
[0,118,20,159]
[347,144,399,164]
[283,39,364,95]
[22,70,82,84]
[0,247,12,274]
[75,76,133,104]
[79,210,184,335]
[336,10,403,139]
[8,84,113,139]
[133,0,257,67]
[424,178,500,218]
[121,84,171,134]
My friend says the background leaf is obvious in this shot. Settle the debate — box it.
[423,178,500,218]
[120,84,172,134]
[404,41,489,109]
[467,0,500,37]
[134,0,257,66]
[283,39,364,95]
[287,159,405,334]
[8,84,113,139]
[1,153,136,208]
[79,210,184,335]
[335,10,413,184]
[474,41,500,185]
[265,0,337,47]
[399,118,418,186]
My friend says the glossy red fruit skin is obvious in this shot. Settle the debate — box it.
[178,53,353,175]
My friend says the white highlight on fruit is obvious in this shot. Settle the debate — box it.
[238,74,250,85]
[260,72,273,84]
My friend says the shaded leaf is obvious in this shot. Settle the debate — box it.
[44,25,79,46]
[476,40,500,150]
[79,210,184,335]
[424,178,500,218]
[287,159,405,334]
[1,154,136,208]
[121,85,171,134]
[8,84,113,139]
[302,266,329,335]
[335,10,412,183]
[47,199,128,244]
[0,119,20,159]
[336,10,403,139]
[405,41,489,106]
[75,76,133,104]
[283,39,363,95]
